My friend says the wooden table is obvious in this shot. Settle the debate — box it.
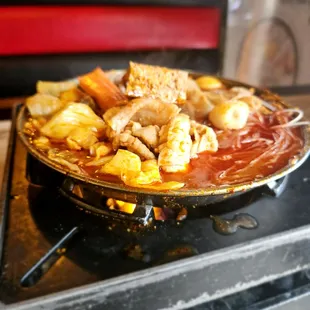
[0,95,309,188]
[0,120,11,189]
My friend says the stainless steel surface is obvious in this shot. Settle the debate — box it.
[224,0,310,88]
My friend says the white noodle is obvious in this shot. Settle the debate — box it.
[262,100,277,111]
[271,109,310,129]
[274,121,310,128]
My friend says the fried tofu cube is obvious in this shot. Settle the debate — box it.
[125,62,188,104]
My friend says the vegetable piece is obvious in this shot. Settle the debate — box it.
[122,159,185,189]
[141,159,160,174]
[122,159,161,186]
[85,155,114,167]
[89,142,113,159]
[195,76,222,90]
[33,136,51,151]
[37,79,78,97]
[59,88,81,103]
[66,127,98,150]
[66,138,80,151]
[26,94,64,117]
[79,68,126,111]
[99,151,184,189]
[48,149,82,173]
[100,149,141,179]
[59,88,97,110]
[209,100,250,130]
[24,118,47,135]
[40,103,105,139]
[125,62,188,104]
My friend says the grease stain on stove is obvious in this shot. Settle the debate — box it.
[124,244,151,263]
[210,213,259,235]
[155,245,199,265]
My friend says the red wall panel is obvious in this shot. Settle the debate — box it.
[0,6,220,55]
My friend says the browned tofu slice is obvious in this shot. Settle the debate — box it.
[125,62,188,104]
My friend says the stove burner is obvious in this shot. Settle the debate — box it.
[59,181,153,225]
[19,171,285,286]
[26,154,291,226]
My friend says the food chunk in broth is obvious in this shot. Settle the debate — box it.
[125,61,188,104]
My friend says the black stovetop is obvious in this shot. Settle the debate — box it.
[1,108,310,310]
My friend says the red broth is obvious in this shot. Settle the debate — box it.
[161,112,303,188]
[29,111,304,189]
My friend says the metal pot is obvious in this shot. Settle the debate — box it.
[16,73,310,213]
